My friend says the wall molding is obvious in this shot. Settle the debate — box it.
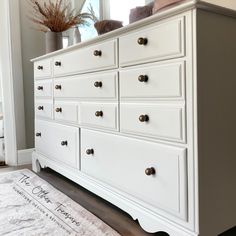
[18,148,34,165]
[8,0,26,150]
[0,0,26,166]
[0,0,18,166]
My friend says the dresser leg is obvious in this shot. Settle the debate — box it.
[32,153,41,173]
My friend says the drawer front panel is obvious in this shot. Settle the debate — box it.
[35,120,79,168]
[35,80,53,98]
[35,100,53,119]
[119,17,185,66]
[120,104,185,142]
[34,59,52,78]
[54,102,78,123]
[54,72,118,99]
[54,39,117,77]
[79,103,118,131]
[81,129,187,220]
[120,61,185,99]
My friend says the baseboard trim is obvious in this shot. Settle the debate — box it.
[17,148,34,165]
[0,161,5,166]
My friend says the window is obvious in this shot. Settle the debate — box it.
[109,0,146,25]
[80,0,101,41]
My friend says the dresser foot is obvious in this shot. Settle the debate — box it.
[32,152,42,173]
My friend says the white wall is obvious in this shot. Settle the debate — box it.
[73,0,85,11]
[0,77,2,114]
[0,0,24,165]
[19,0,45,148]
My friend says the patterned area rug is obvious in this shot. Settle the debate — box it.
[0,169,120,236]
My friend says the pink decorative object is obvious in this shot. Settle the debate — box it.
[153,0,183,13]
[129,2,154,24]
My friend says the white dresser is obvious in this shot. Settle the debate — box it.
[32,1,236,235]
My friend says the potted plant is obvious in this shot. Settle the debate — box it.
[29,0,94,53]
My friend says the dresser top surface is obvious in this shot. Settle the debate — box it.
[31,0,236,62]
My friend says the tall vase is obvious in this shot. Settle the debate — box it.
[73,26,81,44]
[45,31,63,54]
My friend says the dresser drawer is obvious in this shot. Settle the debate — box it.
[34,59,52,78]
[120,61,185,100]
[35,100,53,119]
[54,72,118,100]
[81,129,187,220]
[119,17,185,67]
[120,103,185,142]
[35,120,79,168]
[35,80,53,98]
[79,103,118,131]
[53,39,118,77]
[54,102,78,123]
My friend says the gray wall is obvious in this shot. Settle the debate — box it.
[201,0,236,9]
[19,0,45,148]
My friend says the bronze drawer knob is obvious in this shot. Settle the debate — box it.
[94,50,102,56]
[94,81,103,88]
[55,107,62,113]
[37,66,43,70]
[137,37,148,45]
[138,75,148,82]
[61,141,68,146]
[95,111,103,117]
[55,61,61,66]
[38,106,44,111]
[35,132,41,137]
[145,167,156,176]
[55,85,62,90]
[139,114,149,122]
[37,86,43,90]
[86,149,94,155]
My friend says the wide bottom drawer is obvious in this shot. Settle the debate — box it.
[81,129,187,220]
[35,120,79,168]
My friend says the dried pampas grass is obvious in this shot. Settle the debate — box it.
[29,0,93,32]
